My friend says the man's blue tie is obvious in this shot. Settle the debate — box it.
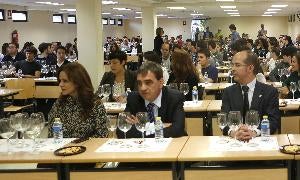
[146,103,155,123]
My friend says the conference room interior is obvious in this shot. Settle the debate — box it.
[0,0,300,180]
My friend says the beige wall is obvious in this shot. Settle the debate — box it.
[288,21,300,40]
[123,16,288,41]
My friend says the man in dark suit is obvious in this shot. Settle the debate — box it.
[221,50,280,141]
[116,61,186,138]
[2,42,26,63]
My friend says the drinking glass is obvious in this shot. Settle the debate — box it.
[229,70,234,83]
[135,112,148,144]
[298,80,300,94]
[278,68,283,82]
[17,69,23,78]
[290,82,297,100]
[216,112,228,144]
[50,65,57,78]
[40,59,46,66]
[28,112,46,148]
[228,111,242,147]
[113,83,125,104]
[0,118,15,154]
[283,68,291,78]
[10,113,31,147]
[25,115,44,152]
[106,115,119,145]
[41,65,49,78]
[245,110,260,147]
[179,83,189,96]
[117,112,132,139]
[169,83,178,90]
[101,84,111,101]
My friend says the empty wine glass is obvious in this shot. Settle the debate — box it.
[135,112,148,145]
[278,68,283,82]
[113,83,125,105]
[41,65,49,78]
[245,110,260,147]
[106,115,119,145]
[179,83,189,96]
[283,68,291,78]
[169,83,178,90]
[50,65,57,78]
[117,112,132,139]
[17,69,23,78]
[25,115,44,153]
[217,112,228,144]
[10,113,31,147]
[229,70,234,83]
[228,111,242,147]
[102,84,111,101]
[290,82,297,101]
[0,118,15,154]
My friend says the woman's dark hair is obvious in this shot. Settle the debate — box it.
[258,38,269,50]
[57,62,95,119]
[108,50,127,64]
[1,43,9,55]
[25,46,38,56]
[109,42,120,52]
[38,42,51,53]
[270,47,280,57]
[171,50,199,82]
[156,27,163,36]
[268,37,279,48]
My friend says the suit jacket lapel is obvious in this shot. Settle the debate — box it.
[234,84,244,112]
[250,82,263,110]
[158,87,168,122]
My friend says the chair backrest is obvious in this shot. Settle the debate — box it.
[5,78,35,99]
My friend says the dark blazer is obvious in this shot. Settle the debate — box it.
[116,86,186,138]
[154,35,163,57]
[221,81,280,135]
[2,52,26,63]
[100,70,137,101]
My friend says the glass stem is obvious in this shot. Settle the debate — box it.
[124,132,126,139]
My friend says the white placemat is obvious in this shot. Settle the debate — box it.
[0,138,75,153]
[95,138,172,153]
[104,102,126,110]
[209,136,279,152]
[184,101,202,107]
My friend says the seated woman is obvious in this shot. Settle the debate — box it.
[280,52,300,99]
[48,62,108,138]
[98,50,136,102]
[167,49,200,101]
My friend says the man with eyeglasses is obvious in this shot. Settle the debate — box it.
[221,50,280,141]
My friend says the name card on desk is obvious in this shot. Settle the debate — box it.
[184,101,202,107]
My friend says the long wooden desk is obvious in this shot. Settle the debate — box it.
[178,135,293,180]
[61,137,189,180]
[0,88,23,117]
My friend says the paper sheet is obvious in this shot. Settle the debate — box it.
[95,138,172,153]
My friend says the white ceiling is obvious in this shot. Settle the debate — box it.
[0,0,299,18]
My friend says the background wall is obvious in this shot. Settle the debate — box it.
[0,3,298,49]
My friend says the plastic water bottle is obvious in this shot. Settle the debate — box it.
[192,86,198,103]
[52,118,63,143]
[261,115,270,141]
[204,72,208,84]
[126,88,131,96]
[155,117,164,141]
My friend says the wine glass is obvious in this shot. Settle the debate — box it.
[135,112,148,145]
[169,83,178,90]
[216,112,228,144]
[245,110,260,147]
[298,80,300,96]
[10,113,31,147]
[290,82,297,101]
[28,112,46,149]
[17,69,23,78]
[179,83,189,96]
[25,115,44,153]
[41,65,49,78]
[102,84,111,101]
[106,115,119,145]
[50,65,57,79]
[283,68,291,78]
[40,59,46,66]
[278,68,283,82]
[228,111,242,147]
[113,83,125,105]
[117,112,132,139]
[229,70,234,83]
[0,118,15,154]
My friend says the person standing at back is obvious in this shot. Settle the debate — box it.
[154,27,164,57]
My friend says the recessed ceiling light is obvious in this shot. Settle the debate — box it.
[230,15,240,16]
[136,12,142,14]
[168,16,177,18]
[191,13,204,16]
[102,1,118,5]
[167,7,186,10]
[60,9,76,12]
[227,12,239,15]
[224,9,238,12]
[35,1,64,6]
[267,9,281,11]
[216,0,234,1]
[156,14,167,17]
[264,12,277,14]
[220,6,236,9]
[271,5,288,8]
[113,8,131,11]
[102,12,111,15]
[135,17,142,19]
[262,14,272,16]
[114,14,124,17]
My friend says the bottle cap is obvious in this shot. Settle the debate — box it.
[193,86,197,90]
[155,117,161,121]
[263,115,268,119]
[54,118,61,122]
